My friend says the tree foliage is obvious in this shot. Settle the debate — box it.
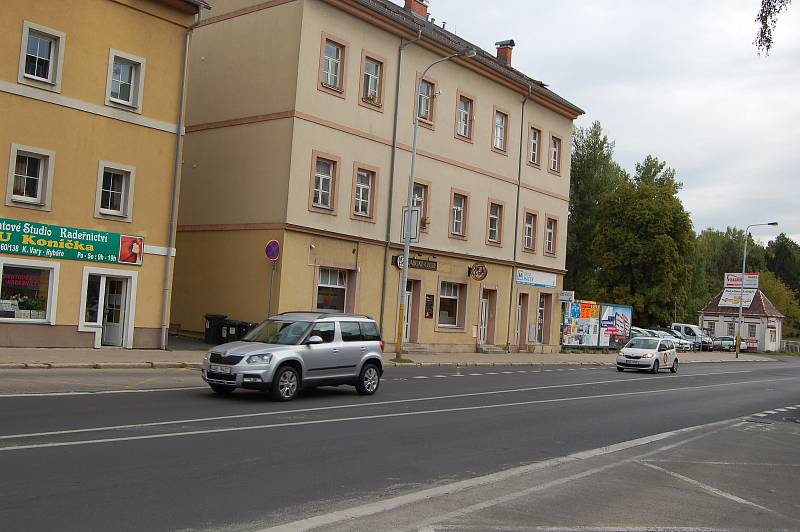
[759,270,800,337]
[755,0,793,54]
[766,233,800,295]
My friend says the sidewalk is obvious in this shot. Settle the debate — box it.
[0,335,775,369]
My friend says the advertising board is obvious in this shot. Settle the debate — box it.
[724,273,759,289]
[718,288,756,308]
[598,304,633,348]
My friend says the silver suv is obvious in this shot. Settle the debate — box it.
[202,312,384,401]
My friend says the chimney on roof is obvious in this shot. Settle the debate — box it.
[404,0,429,19]
[495,39,515,67]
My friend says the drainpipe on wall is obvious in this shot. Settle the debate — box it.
[505,84,531,353]
[160,11,203,350]
[378,29,422,337]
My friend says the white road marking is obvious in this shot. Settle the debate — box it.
[785,406,797,410]
[0,386,208,398]
[427,527,788,531]
[1,377,793,452]
[432,375,448,378]
[764,410,778,414]
[775,408,788,412]
[641,459,800,467]
[485,372,498,375]
[543,369,553,372]
[752,413,768,417]
[501,371,514,374]
[412,376,429,379]
[516,371,527,373]
[468,373,482,376]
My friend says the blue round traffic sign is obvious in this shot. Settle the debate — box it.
[265,240,280,261]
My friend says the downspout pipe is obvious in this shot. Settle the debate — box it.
[378,29,421,336]
[160,10,204,350]
[505,84,531,352]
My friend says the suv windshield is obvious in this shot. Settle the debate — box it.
[242,319,311,344]
[625,338,659,349]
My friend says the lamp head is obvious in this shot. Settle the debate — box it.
[459,48,477,58]
[768,222,778,226]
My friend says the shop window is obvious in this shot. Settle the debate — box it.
[309,321,335,343]
[316,267,347,311]
[84,274,102,323]
[0,262,56,322]
[747,324,757,338]
[438,281,465,328]
[6,144,55,211]
[340,321,363,341]
[105,49,146,112]
[18,21,65,93]
[727,322,735,336]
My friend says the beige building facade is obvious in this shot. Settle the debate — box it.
[0,0,208,348]
[173,0,582,353]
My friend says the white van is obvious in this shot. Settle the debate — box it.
[671,323,713,351]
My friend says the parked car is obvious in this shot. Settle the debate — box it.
[617,336,678,373]
[671,323,713,351]
[652,329,693,351]
[202,312,384,401]
[630,327,649,338]
[712,335,747,352]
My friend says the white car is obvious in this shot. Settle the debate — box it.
[617,336,678,373]
[712,336,747,352]
[653,330,693,352]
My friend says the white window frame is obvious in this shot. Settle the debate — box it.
[323,40,343,89]
[550,136,561,172]
[316,267,347,311]
[451,194,465,236]
[545,218,556,254]
[457,96,472,138]
[0,257,60,325]
[727,321,735,336]
[488,203,502,243]
[747,323,757,338]
[529,128,540,164]
[105,49,146,113]
[94,160,136,222]
[524,212,535,250]
[417,79,434,121]
[354,169,372,217]
[494,111,507,150]
[18,21,66,93]
[78,266,138,348]
[313,159,334,209]
[438,281,460,328]
[6,143,55,211]
[362,57,381,102]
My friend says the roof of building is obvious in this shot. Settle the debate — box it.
[158,0,211,14]
[699,289,785,319]
[339,0,584,117]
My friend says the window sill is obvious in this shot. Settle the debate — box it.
[544,251,557,258]
[491,146,509,156]
[359,97,383,112]
[0,317,51,325]
[486,240,502,248]
[521,247,537,255]
[448,233,468,241]
[350,212,376,223]
[7,198,50,211]
[435,324,466,333]
[547,168,562,176]
[526,160,541,169]
[309,205,337,216]
[18,74,61,93]
[454,133,473,144]
[23,73,54,85]
[96,211,132,223]
[106,97,142,114]
[318,83,346,99]
[417,118,435,130]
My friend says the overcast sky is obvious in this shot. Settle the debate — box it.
[396,0,800,243]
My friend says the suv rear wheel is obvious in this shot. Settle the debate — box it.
[356,363,381,395]
[271,365,300,401]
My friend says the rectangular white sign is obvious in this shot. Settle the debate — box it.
[559,290,575,302]
[719,288,757,308]
[724,273,759,289]
[516,269,557,288]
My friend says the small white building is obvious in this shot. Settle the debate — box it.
[699,290,783,352]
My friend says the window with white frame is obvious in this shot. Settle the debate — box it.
[451,193,466,236]
[413,182,428,228]
[529,127,541,164]
[769,329,776,342]
[727,321,735,336]
[438,281,460,327]
[106,50,145,111]
[747,323,757,338]
[362,57,381,103]
[354,169,373,217]
[545,218,557,255]
[322,40,343,89]
[488,202,502,243]
[457,95,473,138]
[18,21,65,92]
[0,260,58,322]
[494,111,507,150]
[95,162,134,220]
[705,321,716,336]
[6,144,54,209]
[523,212,536,250]
[417,79,434,121]
[316,267,347,311]
[550,136,562,172]
[313,158,335,209]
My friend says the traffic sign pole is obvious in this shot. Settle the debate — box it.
[264,240,281,317]
[268,260,276,317]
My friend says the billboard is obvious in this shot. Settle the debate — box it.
[516,268,557,288]
[724,273,759,289]
[719,288,756,308]
[562,300,601,347]
[599,304,633,348]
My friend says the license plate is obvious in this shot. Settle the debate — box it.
[209,365,231,374]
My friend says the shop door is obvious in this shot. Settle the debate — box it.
[517,292,529,348]
[536,293,546,344]
[514,304,521,346]
[478,298,489,344]
[403,290,413,343]
[102,278,127,347]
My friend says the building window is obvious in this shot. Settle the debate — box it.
[323,40,343,89]
[353,168,373,218]
[550,135,562,173]
[451,193,467,237]
[308,152,341,214]
[0,259,58,323]
[493,110,507,151]
[314,159,334,209]
[456,95,473,139]
[316,267,347,311]
[747,324,757,338]
[529,127,541,165]
[726,322,735,336]
[705,321,716,336]
[487,202,503,244]
[545,218,557,255]
[417,79,434,122]
[95,161,135,221]
[523,211,537,251]
[18,21,65,93]
[362,56,382,105]
[412,182,429,230]
[438,281,460,327]
[105,49,146,112]
[769,329,776,343]
[6,144,54,211]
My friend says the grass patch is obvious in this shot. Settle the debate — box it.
[386,357,416,364]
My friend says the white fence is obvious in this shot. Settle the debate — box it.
[780,340,800,352]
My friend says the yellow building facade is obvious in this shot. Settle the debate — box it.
[0,0,208,348]
[172,0,582,353]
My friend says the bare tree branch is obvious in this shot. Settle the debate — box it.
[755,0,792,55]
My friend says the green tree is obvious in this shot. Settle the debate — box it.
[565,121,627,298]
[592,156,694,326]
[766,233,800,295]
[755,0,793,54]
[759,270,800,338]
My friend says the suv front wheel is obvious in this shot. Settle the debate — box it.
[271,365,300,401]
[356,363,381,395]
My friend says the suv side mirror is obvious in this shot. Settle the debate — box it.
[306,335,324,345]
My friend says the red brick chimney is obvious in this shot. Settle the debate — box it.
[495,39,515,67]
[404,0,429,19]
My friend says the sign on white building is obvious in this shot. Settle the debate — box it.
[718,288,757,308]
[516,269,557,288]
[724,273,759,289]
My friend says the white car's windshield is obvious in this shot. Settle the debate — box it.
[243,319,311,344]
[625,338,659,349]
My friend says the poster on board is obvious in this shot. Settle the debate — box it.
[561,300,601,347]
[598,304,633,348]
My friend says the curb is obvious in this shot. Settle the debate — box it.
[0,361,202,370]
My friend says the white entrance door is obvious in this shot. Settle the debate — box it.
[478,298,489,344]
[536,293,546,344]
[102,278,127,347]
[514,304,521,346]
[403,291,412,343]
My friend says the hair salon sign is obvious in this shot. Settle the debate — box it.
[0,217,144,266]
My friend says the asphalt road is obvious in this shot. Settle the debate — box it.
[1,361,799,531]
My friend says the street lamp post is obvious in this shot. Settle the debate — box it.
[735,221,778,358]
[395,47,476,359]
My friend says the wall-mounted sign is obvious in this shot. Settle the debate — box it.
[515,268,557,288]
[724,273,759,289]
[767,317,778,329]
[719,288,757,308]
[424,294,434,319]
[468,263,488,281]
[0,217,144,266]
[559,290,575,302]
[392,255,437,271]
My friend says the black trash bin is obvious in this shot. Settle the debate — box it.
[237,321,258,340]
[204,314,227,345]
[220,319,242,343]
